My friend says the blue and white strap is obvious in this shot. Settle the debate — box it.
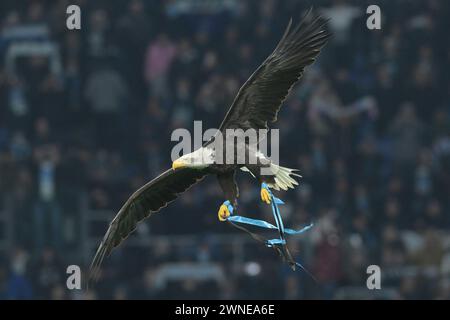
[222,183,314,277]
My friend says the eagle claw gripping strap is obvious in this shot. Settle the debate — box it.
[222,183,314,277]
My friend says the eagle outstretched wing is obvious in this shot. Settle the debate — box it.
[89,9,331,286]
[219,10,331,131]
[89,168,206,283]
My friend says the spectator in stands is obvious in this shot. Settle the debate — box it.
[0,0,449,300]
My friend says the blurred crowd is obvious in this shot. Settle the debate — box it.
[0,0,450,299]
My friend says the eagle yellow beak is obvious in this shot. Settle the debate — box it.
[172,159,185,170]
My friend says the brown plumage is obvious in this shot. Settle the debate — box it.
[219,10,331,131]
[89,168,206,283]
[89,9,330,286]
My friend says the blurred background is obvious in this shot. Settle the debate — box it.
[0,0,449,300]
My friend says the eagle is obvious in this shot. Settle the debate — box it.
[90,10,330,282]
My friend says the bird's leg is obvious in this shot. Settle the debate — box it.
[218,200,234,221]
[260,182,272,204]
[217,172,238,221]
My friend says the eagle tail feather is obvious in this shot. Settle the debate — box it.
[267,164,301,191]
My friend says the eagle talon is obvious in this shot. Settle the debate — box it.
[261,187,272,204]
[218,203,231,221]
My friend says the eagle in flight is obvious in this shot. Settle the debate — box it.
[90,10,330,282]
